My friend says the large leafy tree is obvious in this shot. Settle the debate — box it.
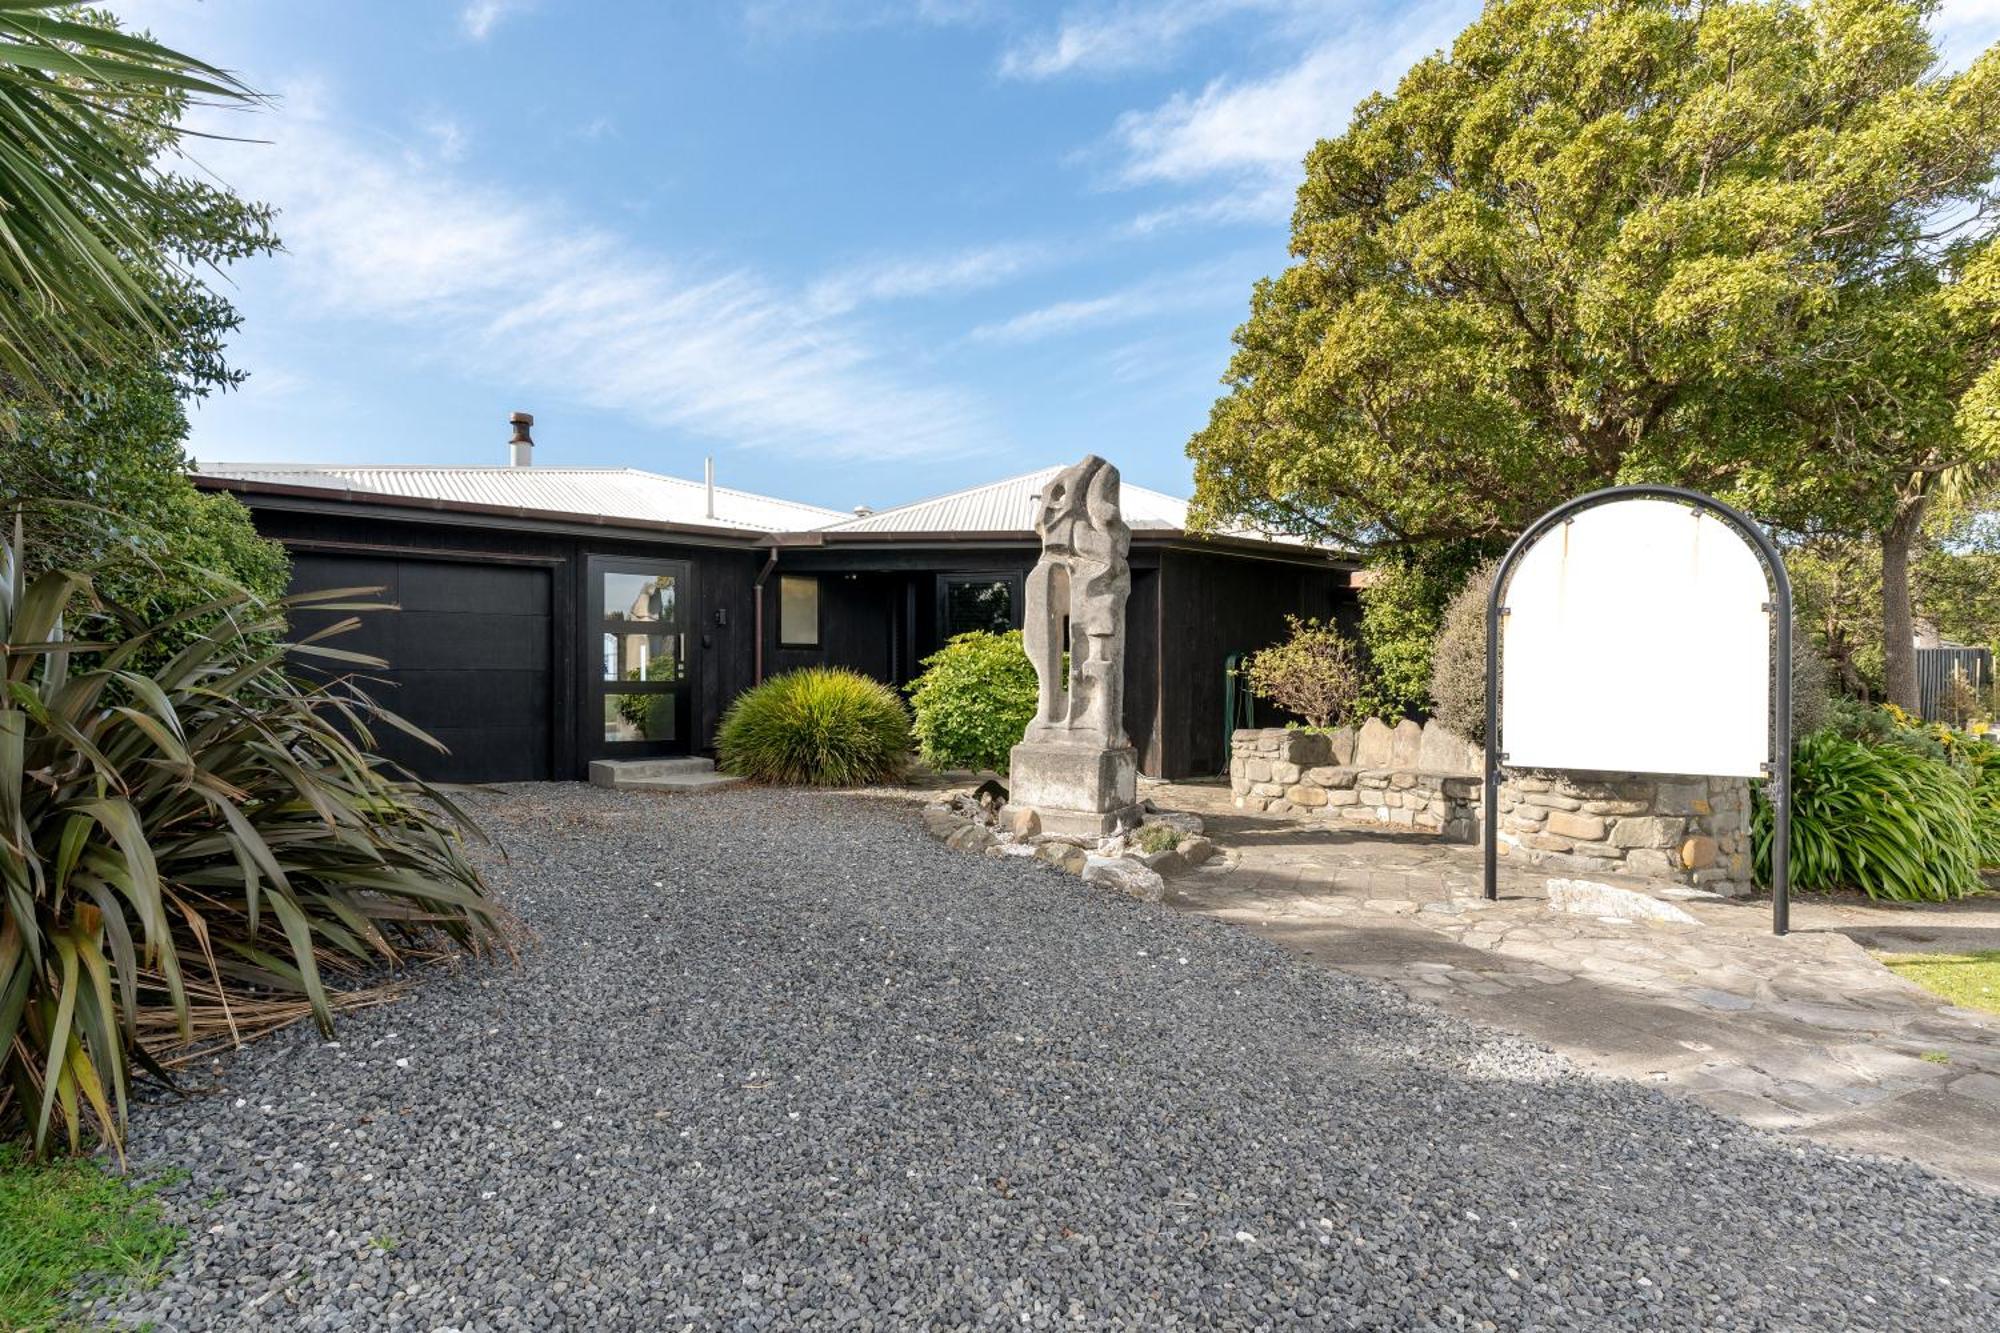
[1188,0,2000,709]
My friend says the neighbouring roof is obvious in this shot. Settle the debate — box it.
[818,465,1312,547]
[194,463,849,534]
[822,466,1187,534]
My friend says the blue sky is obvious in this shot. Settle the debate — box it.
[128,0,2000,513]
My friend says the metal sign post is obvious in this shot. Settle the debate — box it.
[1481,484,1793,936]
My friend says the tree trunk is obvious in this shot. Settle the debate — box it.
[1880,494,1928,713]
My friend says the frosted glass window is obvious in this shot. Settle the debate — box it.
[779,575,819,647]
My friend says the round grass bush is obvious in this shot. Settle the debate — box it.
[906,630,1038,774]
[717,667,912,786]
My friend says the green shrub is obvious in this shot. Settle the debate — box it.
[1428,560,1498,741]
[906,630,1038,774]
[1355,543,1488,718]
[6,390,291,671]
[718,667,912,786]
[1965,744,2000,869]
[1241,616,1368,729]
[1,540,505,1155]
[1754,730,1985,901]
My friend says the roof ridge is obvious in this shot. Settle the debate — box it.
[832,465,1065,524]
[615,467,847,513]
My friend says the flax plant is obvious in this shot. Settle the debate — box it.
[0,532,503,1155]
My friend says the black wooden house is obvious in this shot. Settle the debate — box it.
[197,421,1356,783]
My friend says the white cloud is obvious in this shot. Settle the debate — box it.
[968,260,1247,343]
[187,99,987,460]
[1100,0,1472,230]
[741,0,992,36]
[461,1,532,41]
[1933,0,2000,67]
[1000,0,1276,80]
[419,116,468,164]
[805,244,1048,315]
[1123,181,1294,234]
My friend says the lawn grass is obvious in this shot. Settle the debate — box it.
[0,1146,182,1330]
[1880,949,2000,1016]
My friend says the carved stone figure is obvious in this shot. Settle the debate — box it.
[1023,455,1132,746]
[1009,455,1142,835]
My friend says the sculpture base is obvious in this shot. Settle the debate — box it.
[1007,741,1142,837]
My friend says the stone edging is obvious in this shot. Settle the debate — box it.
[921,790,1214,904]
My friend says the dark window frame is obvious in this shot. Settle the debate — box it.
[939,572,1022,639]
[778,573,822,649]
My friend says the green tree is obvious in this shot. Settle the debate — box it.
[1187,0,2000,711]
[1789,495,2000,700]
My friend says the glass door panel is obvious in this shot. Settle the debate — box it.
[586,558,691,757]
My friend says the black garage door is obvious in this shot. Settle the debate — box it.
[287,553,553,782]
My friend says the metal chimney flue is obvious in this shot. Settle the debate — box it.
[509,411,534,467]
[704,456,715,519]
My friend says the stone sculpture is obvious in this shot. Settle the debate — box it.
[1008,455,1143,835]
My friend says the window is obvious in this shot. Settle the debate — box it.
[779,574,820,647]
[603,571,674,624]
[945,579,1013,636]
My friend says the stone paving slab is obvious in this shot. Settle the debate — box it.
[1149,780,2000,1194]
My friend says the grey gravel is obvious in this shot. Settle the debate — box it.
[92,782,2000,1330]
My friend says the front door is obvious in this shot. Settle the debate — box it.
[588,556,693,761]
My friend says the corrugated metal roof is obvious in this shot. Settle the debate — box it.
[825,466,1190,533]
[196,464,848,533]
[199,460,1321,550]
[820,465,1310,546]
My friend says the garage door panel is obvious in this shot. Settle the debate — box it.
[396,561,549,616]
[403,725,550,784]
[283,554,553,783]
[287,556,402,602]
[290,608,397,661]
[386,610,551,672]
[379,669,549,730]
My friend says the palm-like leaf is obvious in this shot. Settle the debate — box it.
[0,3,257,396]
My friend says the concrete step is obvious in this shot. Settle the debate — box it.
[589,757,745,792]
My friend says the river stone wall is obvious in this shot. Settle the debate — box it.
[1229,721,1755,896]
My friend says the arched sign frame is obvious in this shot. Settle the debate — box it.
[1481,484,1794,935]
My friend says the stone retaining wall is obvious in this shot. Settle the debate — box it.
[1229,721,1755,896]
[1499,773,1753,895]
[1230,722,1483,841]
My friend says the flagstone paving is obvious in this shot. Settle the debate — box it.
[1148,779,2000,1194]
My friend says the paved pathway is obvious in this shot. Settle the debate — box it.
[1149,780,2000,1193]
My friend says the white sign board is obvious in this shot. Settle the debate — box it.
[1501,498,1771,777]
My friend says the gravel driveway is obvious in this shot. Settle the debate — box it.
[95,783,2000,1330]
